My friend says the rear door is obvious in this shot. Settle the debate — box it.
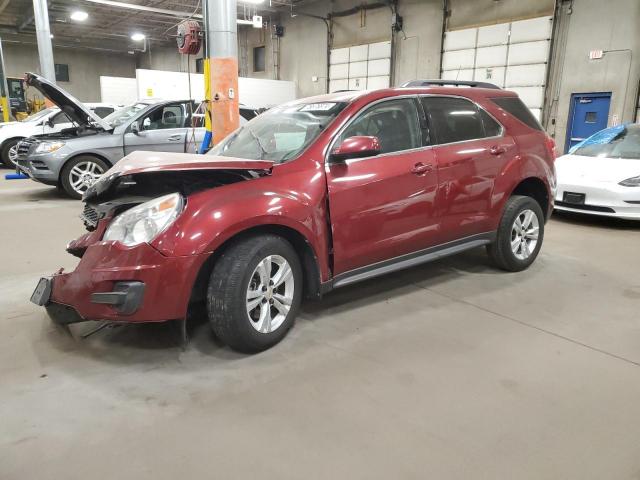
[326,96,440,275]
[420,95,516,243]
[123,102,189,154]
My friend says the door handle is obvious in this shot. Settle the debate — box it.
[411,162,434,175]
[167,134,183,142]
[489,145,506,156]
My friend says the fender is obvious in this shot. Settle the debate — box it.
[152,169,332,281]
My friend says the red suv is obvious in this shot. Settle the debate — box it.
[31,81,556,352]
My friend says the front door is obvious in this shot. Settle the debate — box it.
[326,97,439,275]
[420,96,516,242]
[123,102,189,155]
[566,92,611,152]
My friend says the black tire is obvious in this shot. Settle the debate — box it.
[60,156,109,199]
[487,195,545,272]
[207,234,303,353]
[1,138,21,168]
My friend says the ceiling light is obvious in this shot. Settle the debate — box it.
[131,33,146,41]
[70,10,88,21]
[240,0,265,4]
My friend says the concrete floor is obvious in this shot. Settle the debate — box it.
[1,176,639,480]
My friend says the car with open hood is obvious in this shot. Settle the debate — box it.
[15,73,258,199]
[30,81,556,353]
[0,102,121,168]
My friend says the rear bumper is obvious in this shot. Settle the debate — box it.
[47,241,209,323]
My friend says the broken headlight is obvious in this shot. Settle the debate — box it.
[103,192,184,246]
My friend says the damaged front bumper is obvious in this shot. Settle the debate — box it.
[33,236,209,325]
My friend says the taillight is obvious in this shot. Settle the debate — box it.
[545,135,556,160]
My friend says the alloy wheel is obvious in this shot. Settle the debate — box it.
[510,209,539,260]
[8,144,18,166]
[68,160,105,196]
[246,255,294,333]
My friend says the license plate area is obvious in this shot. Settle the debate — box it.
[30,277,52,306]
[563,192,586,205]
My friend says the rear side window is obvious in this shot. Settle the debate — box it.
[420,97,501,144]
[92,107,115,118]
[491,97,543,131]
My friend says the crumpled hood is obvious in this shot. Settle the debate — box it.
[24,72,110,131]
[556,154,640,183]
[83,150,274,200]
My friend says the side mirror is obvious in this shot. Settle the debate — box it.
[330,135,381,162]
[46,118,54,128]
[131,121,140,135]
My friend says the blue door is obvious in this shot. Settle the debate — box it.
[565,92,611,152]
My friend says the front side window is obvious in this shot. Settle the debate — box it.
[572,124,640,160]
[337,98,422,155]
[140,104,186,131]
[209,101,347,163]
[421,96,500,144]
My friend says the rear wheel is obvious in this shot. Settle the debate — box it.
[487,195,544,271]
[207,234,302,353]
[60,156,108,199]
[1,138,21,168]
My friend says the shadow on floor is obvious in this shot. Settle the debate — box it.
[552,211,640,230]
[49,246,511,362]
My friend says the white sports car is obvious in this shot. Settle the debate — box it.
[555,124,640,220]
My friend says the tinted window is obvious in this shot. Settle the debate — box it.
[92,107,115,118]
[491,97,542,131]
[240,108,258,121]
[573,124,640,160]
[479,109,502,137]
[338,98,422,155]
[422,97,492,144]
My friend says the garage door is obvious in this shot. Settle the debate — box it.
[329,41,391,93]
[441,16,553,120]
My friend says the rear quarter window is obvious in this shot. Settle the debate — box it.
[491,97,543,131]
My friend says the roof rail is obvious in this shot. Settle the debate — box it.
[401,79,501,90]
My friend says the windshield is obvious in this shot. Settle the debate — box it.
[23,108,56,122]
[573,124,640,160]
[103,102,149,127]
[209,102,347,163]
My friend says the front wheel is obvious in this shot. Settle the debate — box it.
[1,138,21,168]
[60,156,108,199]
[207,234,303,353]
[487,195,544,272]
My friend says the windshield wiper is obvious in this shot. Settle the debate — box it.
[247,128,268,159]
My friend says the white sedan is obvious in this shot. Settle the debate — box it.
[555,124,640,220]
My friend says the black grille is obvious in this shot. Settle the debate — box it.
[556,201,615,213]
[80,203,100,230]
[17,138,36,158]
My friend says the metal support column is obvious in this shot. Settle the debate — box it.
[203,0,239,148]
[32,0,56,82]
[0,39,11,122]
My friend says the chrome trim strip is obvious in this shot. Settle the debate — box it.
[331,232,496,289]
